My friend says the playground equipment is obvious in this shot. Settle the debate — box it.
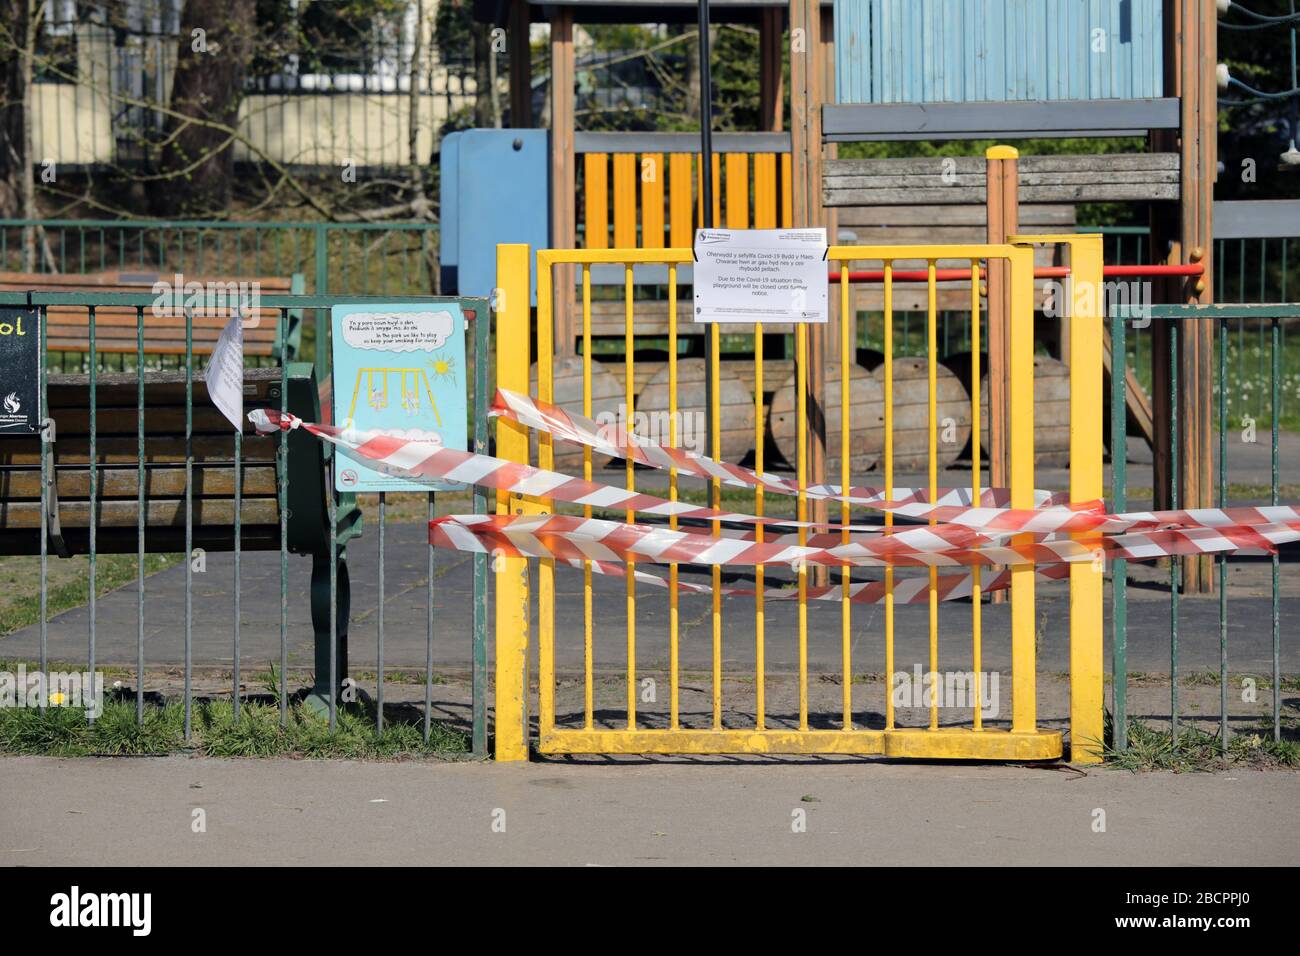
[461,0,1300,605]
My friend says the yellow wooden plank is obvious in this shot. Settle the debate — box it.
[640,153,665,247]
[583,153,608,249]
[753,153,777,229]
[613,153,637,248]
[725,152,749,229]
[669,153,694,248]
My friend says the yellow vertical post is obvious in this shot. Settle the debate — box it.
[1010,233,1105,759]
[537,253,555,742]
[1007,245,1036,735]
[1068,234,1105,762]
[494,243,532,761]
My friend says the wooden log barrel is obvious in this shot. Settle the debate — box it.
[869,356,972,470]
[977,355,1070,466]
[636,358,756,462]
[529,356,624,473]
[769,361,884,474]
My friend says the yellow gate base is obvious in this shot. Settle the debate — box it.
[540,729,1062,760]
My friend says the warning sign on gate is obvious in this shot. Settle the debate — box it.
[0,307,39,436]
[330,303,468,492]
[692,228,829,324]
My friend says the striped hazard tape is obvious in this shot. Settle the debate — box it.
[428,512,1293,568]
[249,406,1299,592]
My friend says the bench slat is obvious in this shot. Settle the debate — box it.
[0,465,278,500]
[0,435,278,466]
[0,498,281,529]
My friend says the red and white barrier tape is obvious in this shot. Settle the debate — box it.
[248,407,1057,532]
[249,407,1297,575]
[429,512,1291,568]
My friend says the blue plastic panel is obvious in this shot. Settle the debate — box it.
[834,0,1164,105]
[454,129,549,305]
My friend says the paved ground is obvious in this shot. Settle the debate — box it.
[2,755,1295,866]
[4,518,1296,680]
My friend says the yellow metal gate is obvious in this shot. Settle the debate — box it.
[493,236,1103,762]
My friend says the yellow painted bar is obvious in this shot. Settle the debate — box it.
[537,249,556,741]
[582,264,594,729]
[584,154,608,249]
[796,323,809,731]
[668,265,680,729]
[1068,235,1105,762]
[493,243,532,761]
[725,153,749,229]
[1007,246,1037,734]
[624,263,637,729]
[840,261,852,729]
[641,153,665,248]
[883,263,895,731]
[613,154,637,248]
[710,319,723,729]
[754,320,766,729]
[540,728,1061,759]
[970,261,984,732]
[1010,233,1106,761]
[668,155,693,248]
[927,262,940,731]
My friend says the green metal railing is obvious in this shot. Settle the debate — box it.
[2,219,440,383]
[1110,302,1295,752]
[1094,225,1300,426]
[0,290,488,755]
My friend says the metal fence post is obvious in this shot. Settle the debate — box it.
[494,243,532,761]
[1066,235,1105,762]
[314,224,329,385]
[1007,246,1037,735]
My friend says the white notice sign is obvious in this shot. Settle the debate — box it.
[693,228,829,324]
[206,313,245,431]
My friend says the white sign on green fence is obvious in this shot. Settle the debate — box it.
[330,303,468,492]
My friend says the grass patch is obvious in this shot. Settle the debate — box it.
[0,553,181,637]
[1103,717,1300,772]
[0,696,469,759]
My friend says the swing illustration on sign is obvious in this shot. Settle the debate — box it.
[346,367,444,427]
[331,304,468,492]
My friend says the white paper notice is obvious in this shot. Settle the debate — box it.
[693,228,829,324]
[206,314,245,431]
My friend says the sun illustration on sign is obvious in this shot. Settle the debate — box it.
[427,351,457,384]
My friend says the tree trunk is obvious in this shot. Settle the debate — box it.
[0,0,35,236]
[155,0,257,214]
[473,21,493,128]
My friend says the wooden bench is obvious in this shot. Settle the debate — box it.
[0,271,305,362]
[0,364,361,708]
